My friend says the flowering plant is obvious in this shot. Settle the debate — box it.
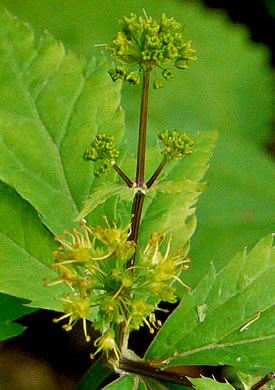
[0,8,273,390]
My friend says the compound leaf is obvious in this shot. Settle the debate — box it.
[0,293,36,340]
[76,183,127,221]
[0,8,124,236]
[0,10,124,313]
[189,377,235,389]
[0,181,70,310]
[145,234,275,373]
[102,375,135,389]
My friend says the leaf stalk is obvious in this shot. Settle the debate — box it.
[118,357,195,387]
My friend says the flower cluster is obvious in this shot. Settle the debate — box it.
[107,12,196,86]
[159,130,194,161]
[84,134,119,177]
[48,220,190,360]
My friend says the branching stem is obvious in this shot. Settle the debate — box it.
[112,162,134,187]
[146,157,167,188]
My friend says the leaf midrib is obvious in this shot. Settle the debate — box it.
[4,25,79,215]
[157,261,274,356]
[173,333,275,360]
[0,231,57,272]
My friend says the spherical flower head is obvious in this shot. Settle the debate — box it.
[84,134,119,177]
[159,129,194,161]
[107,11,196,84]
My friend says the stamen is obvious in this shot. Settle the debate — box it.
[53,312,72,323]
[94,43,108,47]
[111,284,124,301]
[83,318,91,342]
[91,252,112,261]
[163,235,172,262]
[152,241,160,264]
[171,275,190,289]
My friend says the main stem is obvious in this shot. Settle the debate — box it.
[136,68,150,187]
[119,68,151,347]
[127,68,150,267]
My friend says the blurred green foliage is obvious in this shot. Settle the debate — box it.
[1,0,273,286]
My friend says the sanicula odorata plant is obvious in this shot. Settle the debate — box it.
[45,12,275,389]
[0,7,273,390]
[51,11,195,361]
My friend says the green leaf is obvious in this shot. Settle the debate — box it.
[1,0,273,290]
[145,234,275,372]
[237,371,275,390]
[189,377,235,389]
[76,182,128,221]
[152,180,207,195]
[115,131,217,256]
[0,182,69,310]
[75,355,112,390]
[102,375,135,389]
[0,8,124,236]
[0,9,125,313]
[0,293,36,340]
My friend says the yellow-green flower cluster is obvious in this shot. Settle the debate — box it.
[83,134,119,177]
[159,130,194,161]
[49,220,190,360]
[107,12,196,85]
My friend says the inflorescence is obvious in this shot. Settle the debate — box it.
[48,219,190,360]
[106,12,196,87]
[159,130,194,161]
[84,134,119,177]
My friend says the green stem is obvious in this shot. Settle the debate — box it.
[126,68,150,267]
[127,190,146,267]
[146,157,167,188]
[136,68,150,186]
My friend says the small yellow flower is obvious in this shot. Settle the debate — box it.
[91,328,120,360]
[53,296,91,342]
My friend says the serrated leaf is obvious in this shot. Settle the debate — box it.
[237,371,275,390]
[115,131,217,256]
[145,234,275,372]
[76,183,127,221]
[0,9,125,313]
[102,375,135,389]
[75,355,112,390]
[0,292,36,340]
[2,0,273,291]
[152,180,207,196]
[0,8,124,236]
[189,377,235,389]
[139,132,217,253]
[0,182,69,310]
